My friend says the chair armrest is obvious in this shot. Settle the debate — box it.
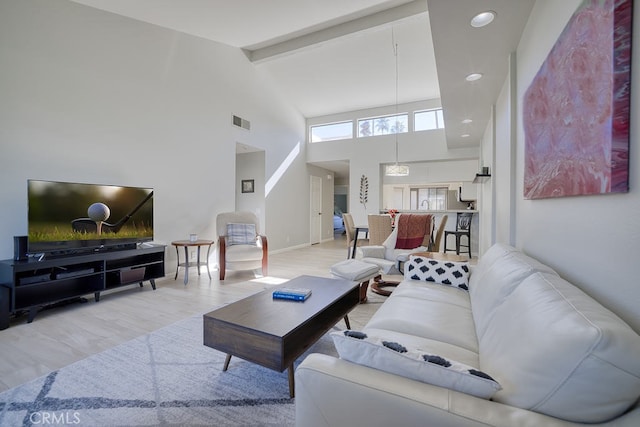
[360,245,385,258]
[218,235,227,266]
[258,235,268,274]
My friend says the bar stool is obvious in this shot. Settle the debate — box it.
[444,212,473,257]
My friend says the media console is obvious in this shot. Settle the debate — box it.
[0,244,165,328]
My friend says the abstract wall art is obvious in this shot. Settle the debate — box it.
[523,0,632,199]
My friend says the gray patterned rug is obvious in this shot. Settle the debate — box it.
[0,313,341,426]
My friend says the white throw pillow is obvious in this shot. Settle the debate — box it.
[405,256,470,290]
[226,223,256,246]
[331,330,501,399]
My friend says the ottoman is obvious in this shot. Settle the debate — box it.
[330,259,380,303]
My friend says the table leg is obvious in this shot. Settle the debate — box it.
[223,354,232,371]
[288,365,295,398]
[183,246,189,285]
[205,244,212,280]
[174,245,180,280]
[197,246,201,276]
[351,233,359,259]
[343,314,351,329]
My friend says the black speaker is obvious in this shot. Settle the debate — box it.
[14,236,28,261]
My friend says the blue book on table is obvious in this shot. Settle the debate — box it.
[272,287,312,301]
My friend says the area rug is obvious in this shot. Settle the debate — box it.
[0,313,342,427]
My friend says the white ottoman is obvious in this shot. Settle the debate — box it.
[330,259,381,303]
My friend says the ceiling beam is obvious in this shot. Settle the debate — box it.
[245,0,428,63]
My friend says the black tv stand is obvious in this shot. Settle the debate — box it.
[0,244,165,327]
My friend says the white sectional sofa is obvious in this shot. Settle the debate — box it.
[295,243,640,426]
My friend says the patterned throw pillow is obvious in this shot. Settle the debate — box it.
[332,330,501,399]
[405,256,470,290]
[226,223,256,246]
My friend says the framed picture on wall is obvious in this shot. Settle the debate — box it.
[241,179,254,193]
[522,0,632,199]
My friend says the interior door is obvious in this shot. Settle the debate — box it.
[310,176,322,244]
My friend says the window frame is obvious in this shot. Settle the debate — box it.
[309,120,354,143]
[414,108,445,131]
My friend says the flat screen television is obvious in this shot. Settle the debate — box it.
[27,180,154,256]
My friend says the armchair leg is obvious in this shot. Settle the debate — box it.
[219,265,226,281]
[359,280,369,303]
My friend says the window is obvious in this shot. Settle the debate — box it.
[409,187,448,211]
[358,114,408,137]
[310,121,353,143]
[415,109,445,131]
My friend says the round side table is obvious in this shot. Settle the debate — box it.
[171,240,214,285]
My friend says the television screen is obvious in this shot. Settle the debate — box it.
[28,180,153,255]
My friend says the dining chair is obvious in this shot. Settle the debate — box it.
[342,213,368,258]
[429,214,448,252]
[444,212,472,257]
[367,214,393,246]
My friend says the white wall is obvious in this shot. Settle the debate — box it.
[491,54,518,249]
[510,0,640,332]
[0,0,308,271]
[307,100,480,225]
[236,150,265,228]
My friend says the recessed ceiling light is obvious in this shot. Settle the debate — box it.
[462,119,473,124]
[465,73,483,82]
[461,134,470,138]
[471,11,496,28]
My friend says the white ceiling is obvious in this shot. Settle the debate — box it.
[70,0,535,153]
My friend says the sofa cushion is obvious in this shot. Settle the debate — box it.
[405,256,470,290]
[390,279,470,309]
[331,330,501,399]
[226,223,256,246]
[467,243,517,284]
[479,272,640,423]
[470,249,558,339]
[365,286,478,353]
[225,244,263,262]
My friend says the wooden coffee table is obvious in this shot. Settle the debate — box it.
[203,275,359,397]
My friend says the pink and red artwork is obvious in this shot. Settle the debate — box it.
[523,0,632,199]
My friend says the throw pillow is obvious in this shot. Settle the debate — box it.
[332,331,501,399]
[405,256,470,290]
[226,223,256,246]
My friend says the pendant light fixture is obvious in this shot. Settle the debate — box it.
[385,29,409,177]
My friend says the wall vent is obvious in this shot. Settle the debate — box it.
[232,115,251,130]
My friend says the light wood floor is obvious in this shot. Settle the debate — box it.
[0,235,387,392]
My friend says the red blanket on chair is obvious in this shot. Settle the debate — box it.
[395,214,432,249]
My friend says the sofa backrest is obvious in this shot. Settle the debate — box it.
[478,271,640,423]
[469,243,557,339]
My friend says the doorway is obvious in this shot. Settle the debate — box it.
[310,176,322,244]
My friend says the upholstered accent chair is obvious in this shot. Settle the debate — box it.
[360,213,433,275]
[216,211,267,280]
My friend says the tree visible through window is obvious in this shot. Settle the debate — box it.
[358,114,407,137]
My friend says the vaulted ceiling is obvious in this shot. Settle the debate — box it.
[71,0,535,149]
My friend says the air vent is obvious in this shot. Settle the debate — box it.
[232,115,250,130]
